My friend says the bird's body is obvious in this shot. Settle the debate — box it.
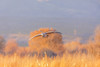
[29,31,62,40]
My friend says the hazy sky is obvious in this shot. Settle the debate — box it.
[0,0,100,37]
[0,0,100,18]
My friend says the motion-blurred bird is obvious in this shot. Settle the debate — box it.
[29,31,62,40]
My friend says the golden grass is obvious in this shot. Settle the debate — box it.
[0,54,100,67]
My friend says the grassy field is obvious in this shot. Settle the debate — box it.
[0,54,100,67]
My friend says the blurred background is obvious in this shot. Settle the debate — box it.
[0,0,100,46]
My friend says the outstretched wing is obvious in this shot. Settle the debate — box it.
[45,31,62,34]
[29,34,42,40]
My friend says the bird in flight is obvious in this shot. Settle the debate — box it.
[29,31,62,40]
